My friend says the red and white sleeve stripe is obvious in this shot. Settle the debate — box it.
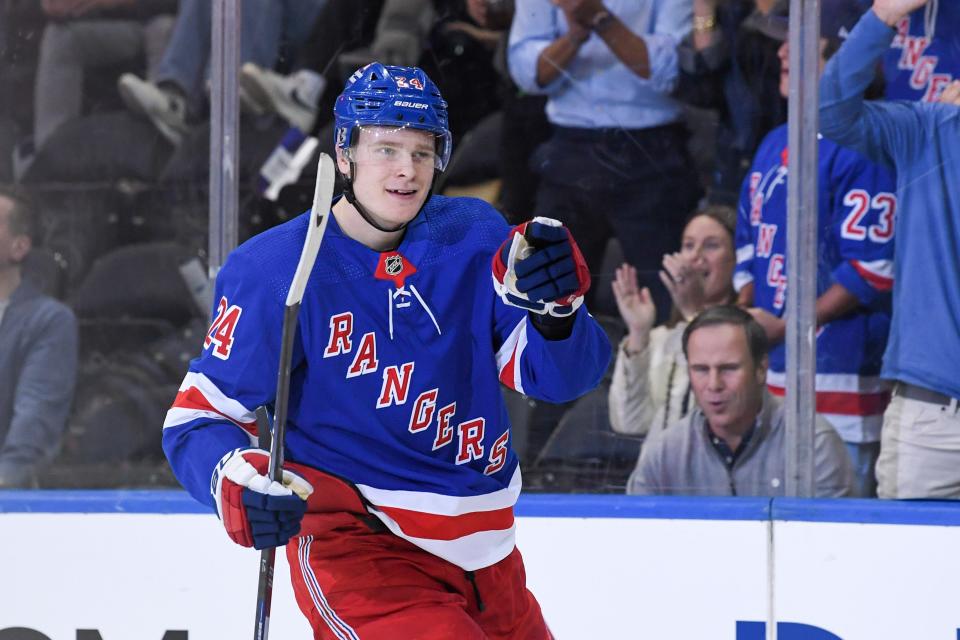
[851,259,894,292]
[163,371,259,443]
[495,318,529,395]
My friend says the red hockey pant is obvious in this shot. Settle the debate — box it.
[285,519,552,639]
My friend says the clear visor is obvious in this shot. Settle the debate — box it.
[342,125,451,171]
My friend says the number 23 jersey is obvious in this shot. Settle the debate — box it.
[735,124,897,444]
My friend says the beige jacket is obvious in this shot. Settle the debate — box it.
[608,322,696,437]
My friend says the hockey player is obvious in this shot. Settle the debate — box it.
[734,0,897,497]
[162,62,611,639]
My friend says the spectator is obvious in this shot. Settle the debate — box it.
[882,0,959,102]
[422,0,506,140]
[628,305,854,497]
[735,0,893,497]
[508,0,701,323]
[820,0,960,499]
[117,0,326,145]
[460,0,553,224]
[32,0,176,152]
[237,0,390,136]
[608,205,737,438]
[674,0,786,205]
[240,0,503,141]
[0,186,78,488]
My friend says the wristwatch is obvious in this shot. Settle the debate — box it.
[590,9,614,33]
[693,14,717,32]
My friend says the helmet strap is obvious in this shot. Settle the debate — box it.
[341,160,439,235]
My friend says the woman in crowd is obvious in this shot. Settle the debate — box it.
[608,205,737,437]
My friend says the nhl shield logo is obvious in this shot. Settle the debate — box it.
[374,250,416,287]
[385,255,404,276]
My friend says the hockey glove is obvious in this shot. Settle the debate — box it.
[492,217,591,318]
[211,448,313,550]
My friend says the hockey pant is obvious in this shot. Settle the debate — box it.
[282,463,553,640]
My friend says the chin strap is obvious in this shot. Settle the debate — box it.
[341,161,439,234]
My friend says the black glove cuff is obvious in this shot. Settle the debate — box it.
[529,310,577,340]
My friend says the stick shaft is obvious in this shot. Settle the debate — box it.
[267,303,301,480]
[253,547,276,640]
[252,153,335,640]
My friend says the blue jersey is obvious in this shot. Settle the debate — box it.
[883,1,960,102]
[735,125,896,443]
[162,195,611,570]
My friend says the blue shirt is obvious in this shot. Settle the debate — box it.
[0,281,78,486]
[507,0,692,129]
[820,9,960,399]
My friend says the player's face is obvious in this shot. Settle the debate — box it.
[778,38,829,98]
[686,324,767,435]
[339,126,437,228]
[680,215,735,305]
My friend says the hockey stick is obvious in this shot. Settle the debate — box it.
[253,152,336,640]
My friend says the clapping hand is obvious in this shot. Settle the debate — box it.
[659,252,707,321]
[552,0,605,24]
[552,0,603,41]
[612,263,656,336]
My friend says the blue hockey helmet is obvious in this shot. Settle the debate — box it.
[334,63,452,171]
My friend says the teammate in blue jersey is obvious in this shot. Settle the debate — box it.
[734,0,896,497]
[881,0,959,102]
[162,62,610,639]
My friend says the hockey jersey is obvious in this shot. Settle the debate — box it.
[883,0,960,102]
[162,195,611,571]
[735,125,896,444]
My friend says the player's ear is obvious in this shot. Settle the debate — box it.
[335,146,351,175]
